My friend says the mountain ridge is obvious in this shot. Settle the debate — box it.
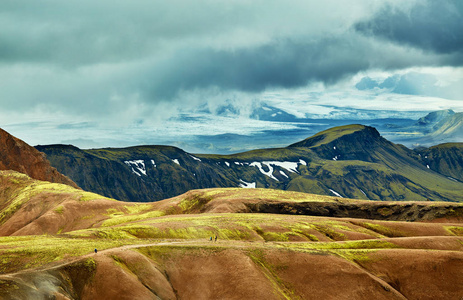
[36,124,463,202]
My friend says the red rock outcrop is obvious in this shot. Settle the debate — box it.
[0,128,78,188]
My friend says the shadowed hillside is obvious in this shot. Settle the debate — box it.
[416,143,463,181]
[37,124,463,202]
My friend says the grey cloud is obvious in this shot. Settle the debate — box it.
[0,0,245,66]
[0,0,381,67]
[355,0,463,55]
[143,36,436,100]
[355,77,380,90]
[355,75,401,91]
[148,37,368,99]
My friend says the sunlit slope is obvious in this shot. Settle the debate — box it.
[38,124,463,202]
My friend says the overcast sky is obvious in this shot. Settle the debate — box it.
[1,0,462,149]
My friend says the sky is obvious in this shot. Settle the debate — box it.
[1,0,462,152]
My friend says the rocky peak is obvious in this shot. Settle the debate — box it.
[0,128,79,188]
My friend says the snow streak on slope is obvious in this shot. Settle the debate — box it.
[124,160,146,176]
[249,160,306,181]
[329,189,343,198]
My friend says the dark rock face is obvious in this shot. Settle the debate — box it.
[0,128,78,188]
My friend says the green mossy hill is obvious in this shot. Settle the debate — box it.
[289,125,416,166]
[289,124,368,148]
[36,124,463,202]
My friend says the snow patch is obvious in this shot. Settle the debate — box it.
[250,162,278,181]
[279,170,289,178]
[189,155,201,162]
[360,189,367,197]
[239,180,256,188]
[249,160,305,181]
[225,162,230,167]
[333,146,336,150]
[124,160,146,176]
[329,189,343,198]
[172,159,180,166]
[262,107,272,111]
[151,160,156,167]
[271,113,277,117]
[426,165,430,169]
[448,177,458,182]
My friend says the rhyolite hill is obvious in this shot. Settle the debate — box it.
[1,171,463,299]
[36,124,463,202]
[0,128,78,188]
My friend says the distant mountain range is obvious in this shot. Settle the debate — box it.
[190,104,463,153]
[399,109,463,146]
[249,105,463,147]
[36,124,463,202]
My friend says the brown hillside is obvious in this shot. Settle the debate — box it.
[2,240,463,299]
[0,128,78,188]
[1,174,463,299]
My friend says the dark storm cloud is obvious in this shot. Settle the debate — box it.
[146,36,428,99]
[355,0,463,55]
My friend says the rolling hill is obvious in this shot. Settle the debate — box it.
[36,124,463,202]
[1,170,463,299]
